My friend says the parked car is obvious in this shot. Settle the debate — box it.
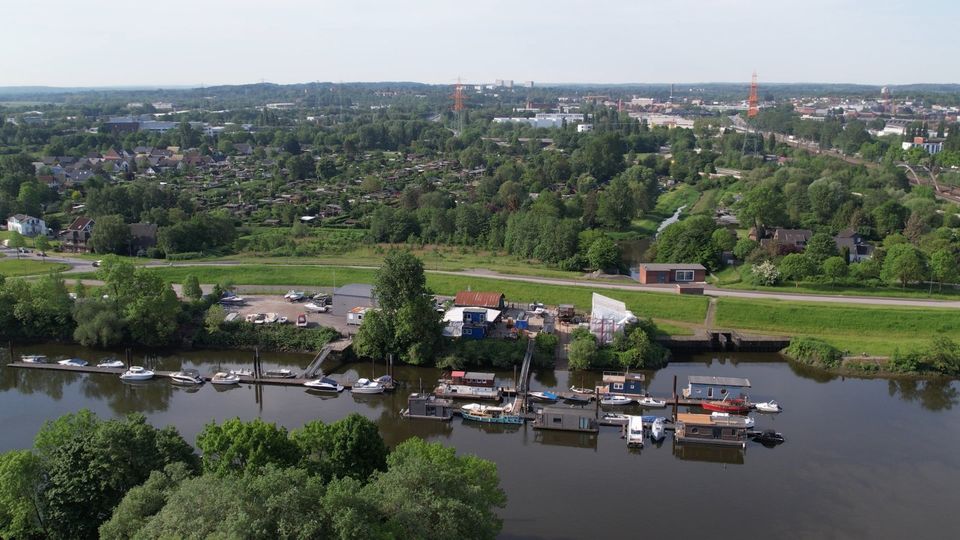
[92,260,103,267]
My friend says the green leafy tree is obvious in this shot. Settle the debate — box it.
[8,231,25,259]
[737,184,786,230]
[804,232,838,265]
[90,214,132,255]
[568,335,598,370]
[711,228,737,253]
[182,274,202,300]
[778,253,816,287]
[929,249,958,292]
[73,299,125,348]
[597,176,635,230]
[733,237,760,260]
[34,235,49,261]
[204,304,226,334]
[353,309,395,361]
[881,243,927,287]
[98,463,194,540]
[822,256,849,283]
[291,414,387,481]
[0,450,45,539]
[586,235,620,270]
[195,418,300,476]
[374,250,428,313]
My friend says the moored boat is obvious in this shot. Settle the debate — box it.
[20,355,48,364]
[529,391,559,403]
[650,417,666,442]
[304,377,344,393]
[296,314,308,328]
[120,366,155,381]
[211,372,241,386]
[701,398,752,414]
[263,368,296,378]
[170,369,204,385]
[751,429,785,446]
[230,368,254,377]
[637,396,667,408]
[460,403,524,424]
[564,394,592,406]
[599,412,630,426]
[401,393,454,421]
[600,395,634,406]
[97,359,125,368]
[754,400,782,413]
[570,385,594,395]
[57,358,88,367]
[626,415,645,448]
[351,378,385,394]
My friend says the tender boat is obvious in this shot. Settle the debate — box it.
[600,395,634,406]
[296,314,308,328]
[170,369,204,385]
[219,295,246,305]
[284,290,305,302]
[97,359,125,368]
[626,415,645,448]
[120,366,155,381]
[751,429,785,446]
[529,391,559,403]
[599,412,630,426]
[712,412,754,428]
[637,396,667,408]
[460,403,524,424]
[564,394,592,406]
[58,358,88,367]
[570,385,594,395]
[263,368,296,378]
[304,377,344,393]
[211,372,241,386]
[375,375,395,390]
[650,417,666,442]
[754,400,782,413]
[230,368,254,377]
[304,302,328,313]
[351,378,385,394]
[701,398,752,414]
[277,316,288,325]
[20,355,48,364]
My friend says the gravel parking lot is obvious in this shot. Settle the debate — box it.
[222,294,356,335]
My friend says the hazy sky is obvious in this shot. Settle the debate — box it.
[2,0,955,87]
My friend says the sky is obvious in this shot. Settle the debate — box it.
[1,0,956,88]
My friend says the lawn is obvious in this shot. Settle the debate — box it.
[715,297,960,355]
[0,258,70,277]
[106,264,711,324]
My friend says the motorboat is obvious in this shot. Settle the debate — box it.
[230,368,254,377]
[570,385,594,395]
[57,358,88,367]
[600,395,634,406]
[250,313,266,325]
[296,314,308,328]
[650,417,666,442]
[263,368,296,379]
[626,415,645,448]
[351,378,385,394]
[277,316,288,325]
[460,403,523,424]
[284,290,305,302]
[712,412,754,428]
[599,412,630,426]
[529,391,559,403]
[564,394,592,406]
[304,302,328,313]
[263,313,279,324]
[120,366,155,381]
[637,396,667,408]
[374,375,395,390]
[304,377,344,393]
[754,400,782,413]
[220,295,246,305]
[97,359,125,368]
[701,398,752,414]
[751,430,785,446]
[20,355,48,364]
[211,372,241,386]
[170,369,204,385]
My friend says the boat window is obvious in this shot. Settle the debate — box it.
[720,388,727,395]
[690,427,699,434]
[707,388,713,398]
[613,383,623,390]
[553,417,562,424]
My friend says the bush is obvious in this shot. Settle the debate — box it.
[533,333,558,368]
[442,337,528,369]
[783,337,842,368]
[196,322,339,352]
[890,337,960,375]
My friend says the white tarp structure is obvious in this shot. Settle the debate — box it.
[590,293,637,344]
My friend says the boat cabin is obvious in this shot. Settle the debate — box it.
[532,407,599,433]
[681,375,750,401]
[674,413,749,448]
[596,371,646,396]
[404,393,454,421]
[450,371,496,388]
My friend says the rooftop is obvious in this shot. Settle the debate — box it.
[454,291,504,308]
[639,263,706,271]
[334,283,374,298]
[688,375,751,387]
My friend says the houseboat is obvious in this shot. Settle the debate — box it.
[401,393,454,421]
[626,415,645,448]
[674,412,750,448]
[595,371,646,397]
[460,403,523,424]
[435,371,501,401]
[681,375,751,401]
[532,407,599,433]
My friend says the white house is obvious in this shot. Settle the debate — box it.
[6,214,46,237]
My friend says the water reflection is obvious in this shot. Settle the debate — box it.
[533,429,598,450]
[672,440,746,465]
[887,378,960,411]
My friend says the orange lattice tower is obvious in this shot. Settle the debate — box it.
[452,77,465,134]
[747,71,759,118]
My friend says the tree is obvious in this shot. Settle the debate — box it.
[98,463,194,540]
[710,228,737,253]
[72,299,125,348]
[0,450,45,539]
[568,335,598,370]
[597,176,635,230]
[778,253,816,286]
[737,184,786,230]
[353,309,395,360]
[928,248,957,292]
[881,243,927,287]
[9,231,25,259]
[34,235,49,261]
[374,250,428,313]
[291,414,387,481]
[733,238,760,260]
[804,232,838,265]
[204,304,226,334]
[903,212,928,245]
[822,256,849,283]
[89,214,131,255]
[586,235,620,270]
[182,274,202,300]
[195,418,300,476]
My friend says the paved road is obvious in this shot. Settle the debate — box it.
[20,251,957,309]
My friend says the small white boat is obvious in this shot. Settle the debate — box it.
[304,302,328,313]
[263,368,296,378]
[570,385,594,395]
[120,366,155,381]
[220,295,246,305]
[600,395,634,406]
[296,314,308,328]
[304,377,344,393]
[230,368,254,377]
[650,417,666,442]
[277,316,288,324]
[58,358,88,367]
[711,412,755,428]
[627,415,644,448]
[211,372,241,386]
[21,355,48,364]
[351,378,385,394]
[529,391,559,402]
[97,360,125,368]
[754,400,782,413]
[599,412,630,426]
[637,396,667,408]
[263,313,279,324]
[170,369,204,385]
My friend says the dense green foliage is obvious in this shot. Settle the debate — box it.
[783,337,843,368]
[890,337,960,375]
[568,319,668,371]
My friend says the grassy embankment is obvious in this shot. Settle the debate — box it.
[715,297,960,356]
[0,259,70,277]
[710,265,960,300]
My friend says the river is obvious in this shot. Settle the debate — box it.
[2,346,960,538]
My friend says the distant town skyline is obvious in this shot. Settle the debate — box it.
[3,0,957,88]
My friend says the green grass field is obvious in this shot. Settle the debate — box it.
[0,259,70,277]
[711,266,960,300]
[715,297,960,355]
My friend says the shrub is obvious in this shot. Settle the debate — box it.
[783,337,842,368]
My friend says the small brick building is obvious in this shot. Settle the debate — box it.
[636,263,706,284]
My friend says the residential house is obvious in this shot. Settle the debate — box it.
[834,228,875,263]
[6,214,46,237]
[596,371,646,397]
[60,217,95,253]
[442,306,501,339]
[635,263,706,284]
[750,227,812,254]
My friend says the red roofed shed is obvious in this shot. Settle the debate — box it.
[454,291,505,310]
